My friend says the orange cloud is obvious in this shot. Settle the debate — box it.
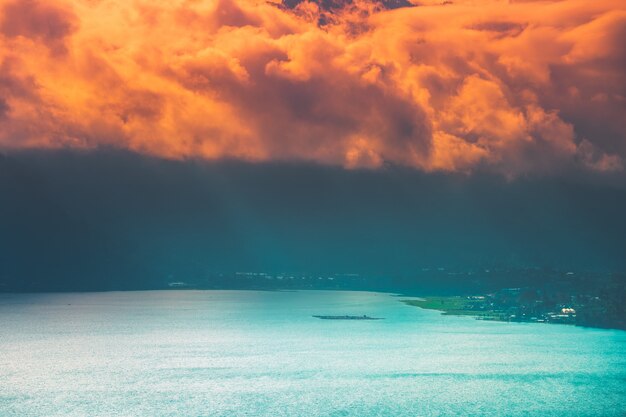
[0,0,624,175]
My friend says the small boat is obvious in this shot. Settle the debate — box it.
[312,315,384,320]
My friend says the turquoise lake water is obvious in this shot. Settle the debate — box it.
[1,290,625,416]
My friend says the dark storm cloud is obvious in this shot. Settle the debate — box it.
[2,150,626,291]
[0,0,77,54]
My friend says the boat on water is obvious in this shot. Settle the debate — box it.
[312,315,384,320]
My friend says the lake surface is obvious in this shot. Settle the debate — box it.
[1,290,625,416]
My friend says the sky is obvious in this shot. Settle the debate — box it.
[0,0,625,290]
[0,0,624,175]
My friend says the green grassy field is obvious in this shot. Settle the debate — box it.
[402,297,505,319]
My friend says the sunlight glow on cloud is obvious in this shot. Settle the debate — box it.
[0,0,624,175]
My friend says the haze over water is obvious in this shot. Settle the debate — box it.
[1,290,625,417]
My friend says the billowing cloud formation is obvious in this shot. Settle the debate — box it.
[0,0,624,175]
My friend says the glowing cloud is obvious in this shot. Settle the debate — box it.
[0,0,624,175]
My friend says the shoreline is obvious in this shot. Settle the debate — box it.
[402,297,526,324]
[400,296,626,331]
